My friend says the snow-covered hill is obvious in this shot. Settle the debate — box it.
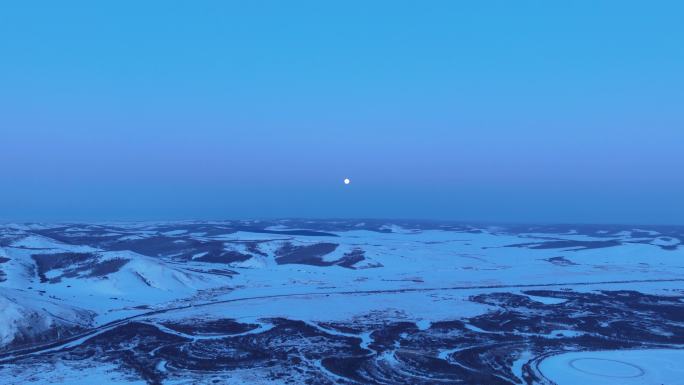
[0,287,93,349]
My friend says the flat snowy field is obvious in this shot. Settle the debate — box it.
[0,220,682,384]
[538,349,684,385]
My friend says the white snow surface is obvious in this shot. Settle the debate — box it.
[539,349,684,385]
[1,222,683,353]
[0,287,93,346]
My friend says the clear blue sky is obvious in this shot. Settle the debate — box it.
[1,1,683,224]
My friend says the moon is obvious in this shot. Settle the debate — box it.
[344,178,351,185]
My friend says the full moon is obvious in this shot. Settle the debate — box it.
[344,178,351,185]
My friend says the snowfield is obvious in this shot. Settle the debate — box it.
[0,220,683,384]
[537,349,684,385]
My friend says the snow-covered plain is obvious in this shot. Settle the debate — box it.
[537,349,684,385]
[0,220,683,384]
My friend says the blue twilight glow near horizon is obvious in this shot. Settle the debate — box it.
[1,1,683,224]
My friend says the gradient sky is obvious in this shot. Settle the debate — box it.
[1,1,683,224]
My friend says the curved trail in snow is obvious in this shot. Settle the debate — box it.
[1,277,682,364]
